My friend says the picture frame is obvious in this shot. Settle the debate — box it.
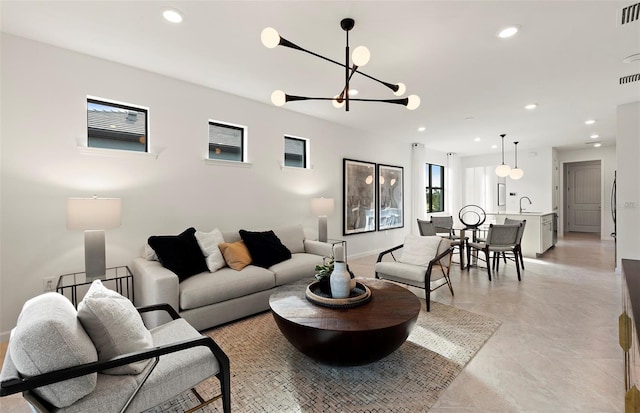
[498,183,506,206]
[377,164,404,230]
[343,159,377,235]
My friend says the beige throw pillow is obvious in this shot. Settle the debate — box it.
[399,235,442,266]
[218,240,252,270]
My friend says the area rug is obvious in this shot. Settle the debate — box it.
[147,301,500,413]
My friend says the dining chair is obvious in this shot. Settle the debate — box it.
[466,223,522,281]
[425,217,467,269]
[416,219,437,236]
[501,217,527,269]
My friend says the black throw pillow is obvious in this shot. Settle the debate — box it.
[148,227,208,282]
[239,229,292,268]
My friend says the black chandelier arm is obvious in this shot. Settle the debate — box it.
[277,36,401,95]
[285,94,409,106]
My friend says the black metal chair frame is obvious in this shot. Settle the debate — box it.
[0,304,231,413]
[375,243,454,311]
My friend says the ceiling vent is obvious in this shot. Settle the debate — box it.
[620,73,640,84]
[621,3,640,25]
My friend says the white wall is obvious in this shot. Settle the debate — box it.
[616,101,640,269]
[0,34,440,338]
[461,147,554,215]
[557,145,616,240]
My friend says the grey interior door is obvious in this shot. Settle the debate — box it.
[567,161,601,233]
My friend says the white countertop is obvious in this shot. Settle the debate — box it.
[486,211,555,217]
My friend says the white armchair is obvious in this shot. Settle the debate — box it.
[375,235,454,311]
[0,291,231,413]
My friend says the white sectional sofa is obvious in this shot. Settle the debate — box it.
[131,224,337,331]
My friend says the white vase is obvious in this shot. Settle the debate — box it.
[330,261,351,299]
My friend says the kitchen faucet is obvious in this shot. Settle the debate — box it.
[519,196,532,214]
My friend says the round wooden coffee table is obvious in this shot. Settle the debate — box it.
[269,278,421,366]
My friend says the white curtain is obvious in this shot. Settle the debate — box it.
[411,143,427,235]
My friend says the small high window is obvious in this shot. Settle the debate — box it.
[87,98,148,152]
[426,163,445,213]
[284,136,308,168]
[208,121,245,162]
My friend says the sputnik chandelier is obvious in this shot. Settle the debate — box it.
[261,18,420,112]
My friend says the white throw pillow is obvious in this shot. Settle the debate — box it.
[9,293,98,408]
[77,280,153,375]
[195,228,227,272]
[399,235,442,266]
[143,243,158,261]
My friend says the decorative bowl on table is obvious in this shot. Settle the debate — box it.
[305,281,372,309]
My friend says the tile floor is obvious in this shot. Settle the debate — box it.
[1,232,624,412]
[350,231,623,412]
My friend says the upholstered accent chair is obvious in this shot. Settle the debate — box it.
[375,235,454,311]
[0,291,231,413]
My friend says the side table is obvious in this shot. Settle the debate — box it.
[56,266,134,307]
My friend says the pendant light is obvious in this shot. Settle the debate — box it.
[495,134,511,177]
[509,141,524,180]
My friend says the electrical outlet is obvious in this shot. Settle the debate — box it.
[43,276,58,293]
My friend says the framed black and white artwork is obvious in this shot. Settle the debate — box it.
[343,159,376,235]
[377,164,404,230]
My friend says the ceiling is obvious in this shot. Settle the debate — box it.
[2,1,639,156]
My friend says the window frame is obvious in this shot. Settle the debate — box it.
[283,135,310,169]
[207,120,247,163]
[426,163,445,213]
[87,96,149,153]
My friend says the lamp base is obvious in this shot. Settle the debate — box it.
[318,216,328,243]
[84,230,106,279]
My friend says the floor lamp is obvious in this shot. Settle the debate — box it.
[67,196,122,279]
[311,198,335,243]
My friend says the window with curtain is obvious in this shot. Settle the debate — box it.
[426,163,445,213]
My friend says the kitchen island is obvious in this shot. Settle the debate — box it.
[487,212,557,257]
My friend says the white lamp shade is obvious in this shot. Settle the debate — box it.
[311,198,335,216]
[495,164,512,178]
[509,168,524,180]
[67,198,122,230]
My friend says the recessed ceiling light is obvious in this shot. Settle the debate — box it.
[498,26,519,38]
[524,103,537,110]
[594,143,602,148]
[418,127,426,132]
[585,119,596,125]
[590,134,599,139]
[163,9,183,23]
[491,144,498,149]
[348,89,359,96]
[474,137,481,142]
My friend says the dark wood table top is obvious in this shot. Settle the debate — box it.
[269,278,421,332]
